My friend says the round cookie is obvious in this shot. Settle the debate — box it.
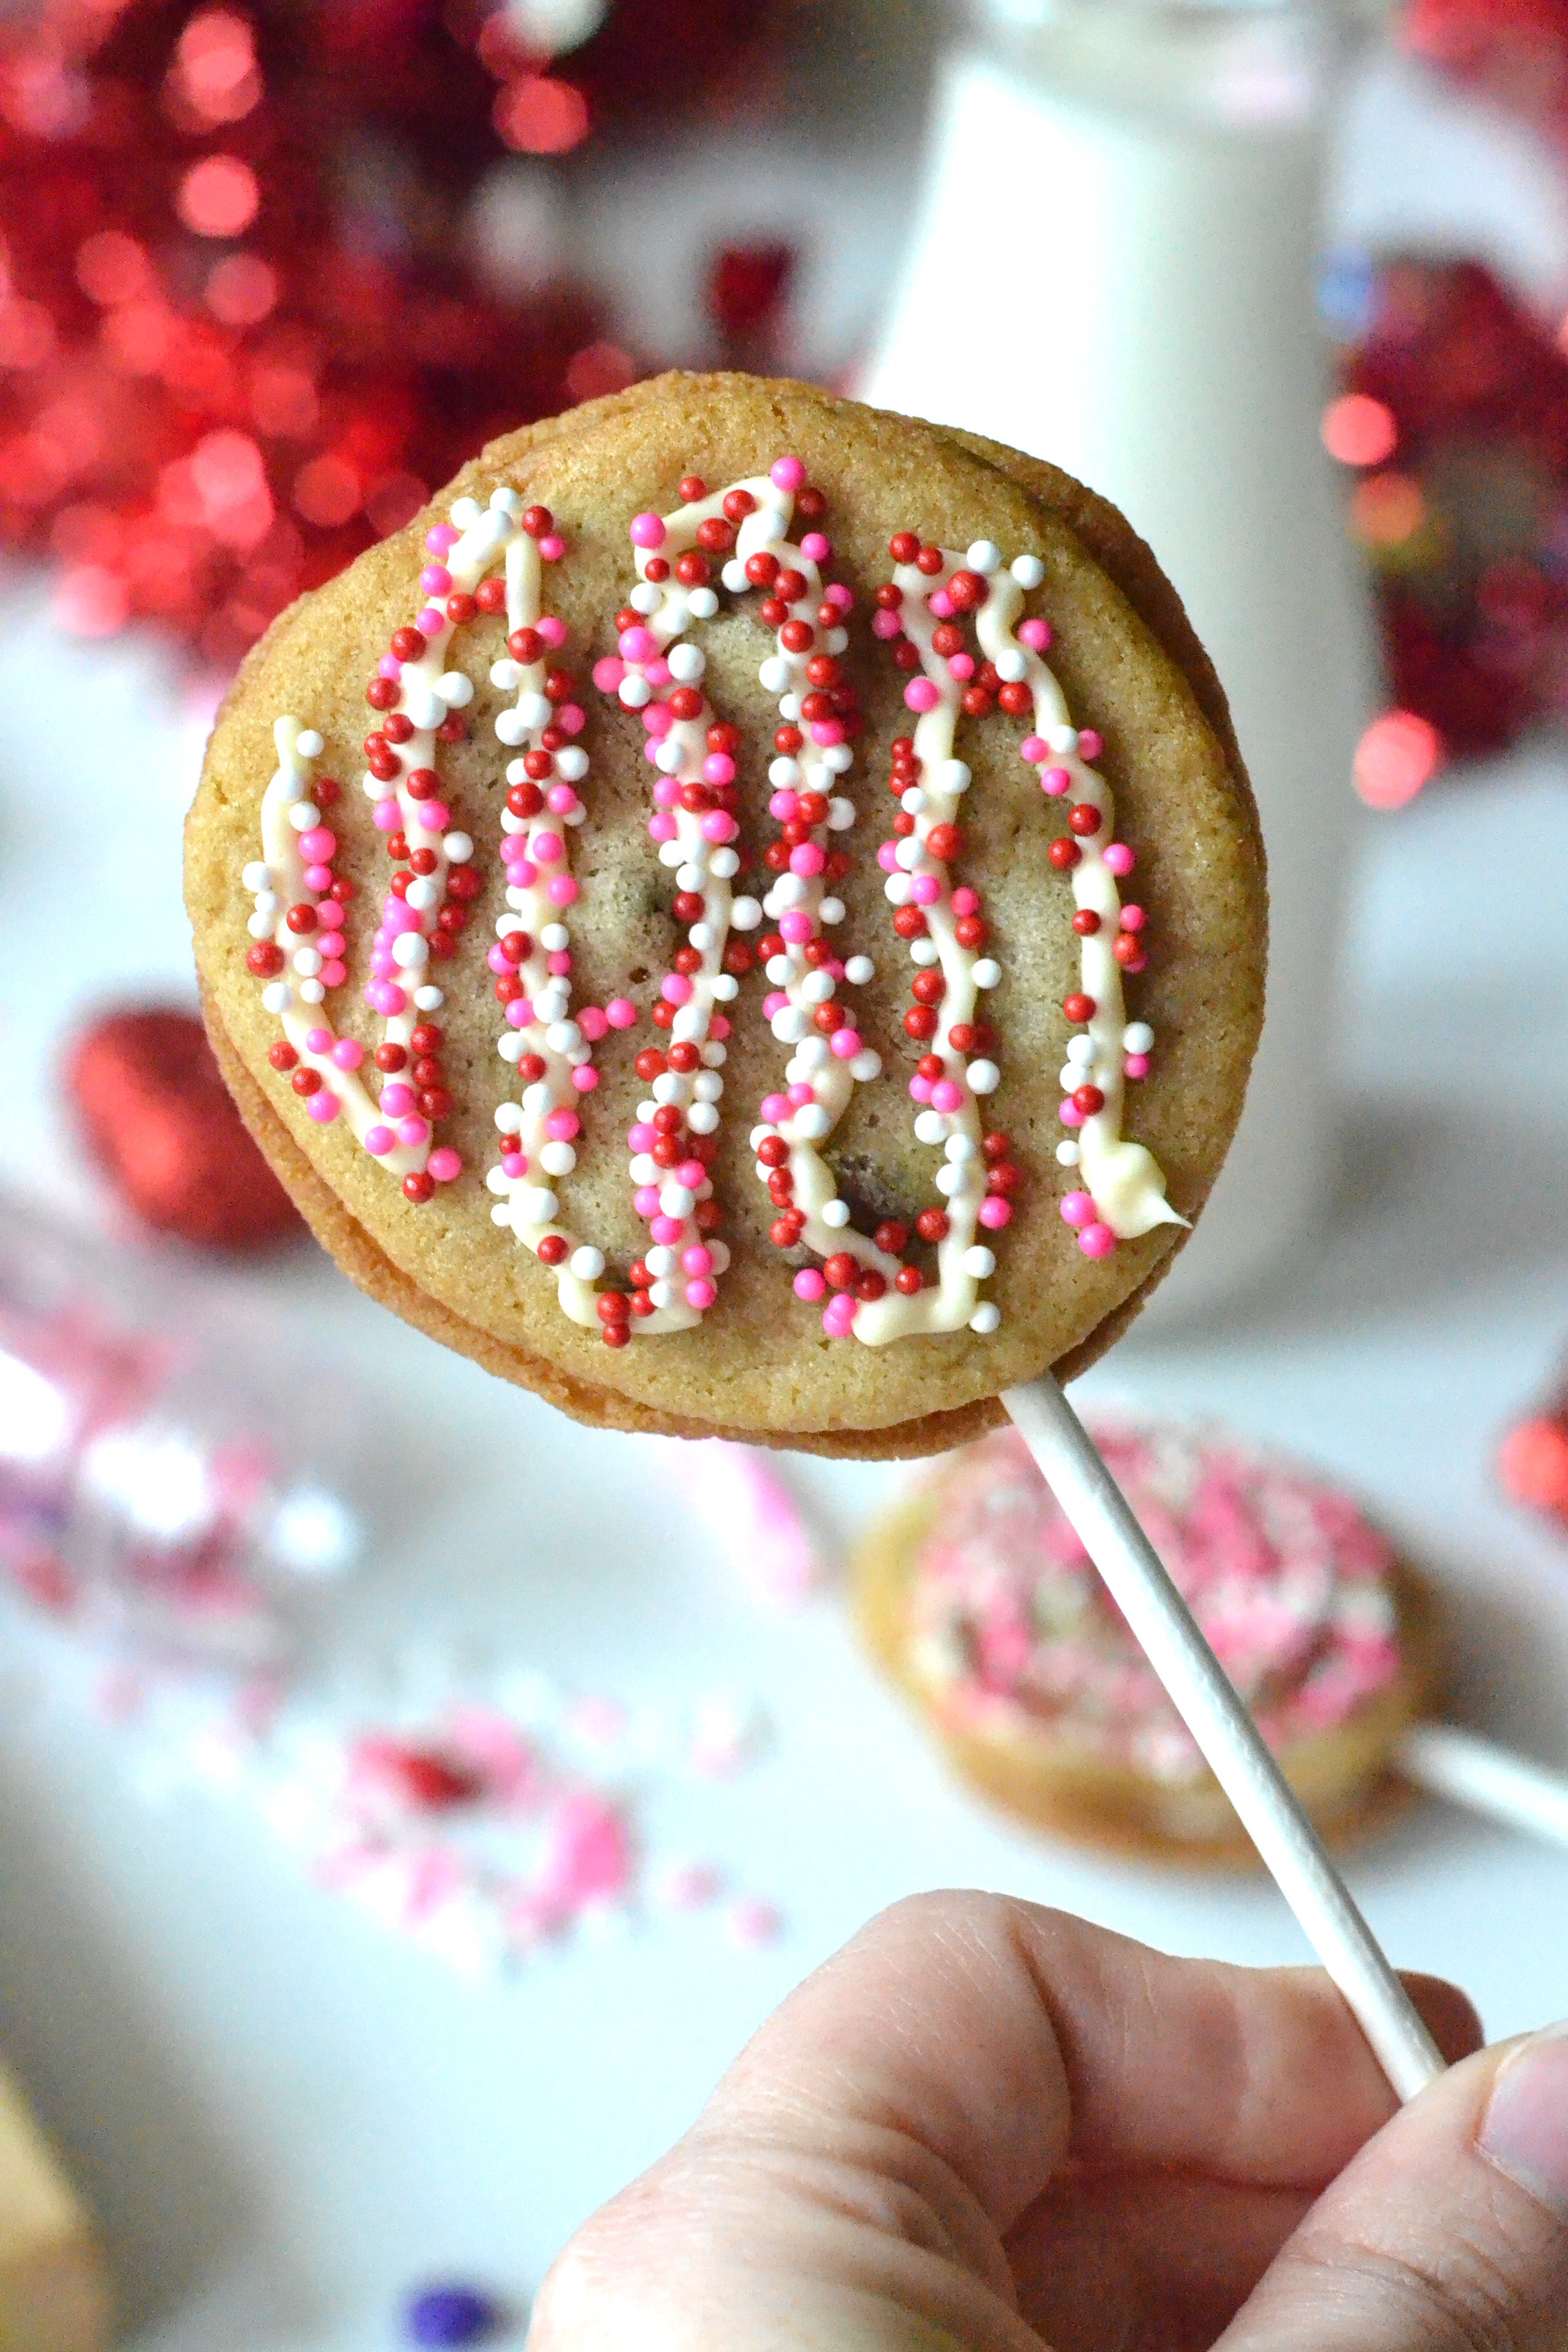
[854,1422,1440,1863]
[186,372,1265,1457]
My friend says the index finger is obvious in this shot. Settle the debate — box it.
[713,1891,1481,2239]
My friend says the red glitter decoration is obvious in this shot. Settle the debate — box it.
[1499,1378,1568,1537]
[65,1005,301,1248]
[1336,256,1568,768]
[1402,1,1568,139]
[0,0,758,670]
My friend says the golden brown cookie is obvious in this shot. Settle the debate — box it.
[186,373,1265,1456]
[853,1423,1440,1864]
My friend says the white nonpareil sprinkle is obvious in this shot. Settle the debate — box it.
[970,1302,1002,1335]
[1010,554,1045,589]
[820,1198,851,1228]
[570,1247,605,1281]
[963,1245,996,1279]
[968,1060,1000,1094]
[1124,1022,1155,1055]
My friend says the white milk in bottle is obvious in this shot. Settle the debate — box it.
[862,0,1389,1316]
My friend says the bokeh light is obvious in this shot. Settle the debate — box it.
[1350,471,1427,548]
[206,254,279,326]
[493,76,590,155]
[1354,708,1443,808]
[177,154,260,238]
[53,563,130,637]
[173,10,262,125]
[293,453,361,528]
[1323,393,1399,467]
[75,231,153,306]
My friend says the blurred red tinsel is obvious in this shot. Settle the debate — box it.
[0,0,764,671]
[1327,1,1568,795]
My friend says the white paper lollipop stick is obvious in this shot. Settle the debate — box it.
[1400,1723,1568,1847]
[1003,1377,1445,2103]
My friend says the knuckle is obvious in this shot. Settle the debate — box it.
[1282,2216,1537,2352]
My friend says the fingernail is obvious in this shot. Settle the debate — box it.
[1479,2020,1568,2218]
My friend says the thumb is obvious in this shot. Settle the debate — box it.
[1221,2019,1568,2350]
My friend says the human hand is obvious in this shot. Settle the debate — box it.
[530,1891,1568,2350]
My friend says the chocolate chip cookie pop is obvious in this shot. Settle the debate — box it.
[187,372,1264,1456]
[186,371,1441,2100]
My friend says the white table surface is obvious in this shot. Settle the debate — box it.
[0,577,1567,2351]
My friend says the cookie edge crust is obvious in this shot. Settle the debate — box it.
[188,374,1267,1458]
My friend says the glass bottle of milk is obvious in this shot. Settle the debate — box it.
[862,0,1389,1317]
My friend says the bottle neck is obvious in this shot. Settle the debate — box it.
[968,0,1388,130]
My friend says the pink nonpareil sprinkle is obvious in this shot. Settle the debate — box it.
[672,1442,827,1606]
[568,1692,629,1745]
[727,1897,783,1949]
[661,1861,722,1912]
